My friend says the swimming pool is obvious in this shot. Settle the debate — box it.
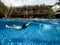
[0,19,60,45]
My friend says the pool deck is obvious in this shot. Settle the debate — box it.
[9,18,59,20]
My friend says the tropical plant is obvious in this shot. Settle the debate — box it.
[0,2,7,18]
[47,8,55,19]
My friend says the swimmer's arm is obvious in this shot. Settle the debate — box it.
[25,21,31,26]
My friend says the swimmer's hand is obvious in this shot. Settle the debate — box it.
[25,21,31,26]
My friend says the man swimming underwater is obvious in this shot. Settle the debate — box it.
[6,21,31,30]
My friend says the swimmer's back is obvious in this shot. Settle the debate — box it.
[22,24,27,29]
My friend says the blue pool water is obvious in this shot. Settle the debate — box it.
[0,19,60,45]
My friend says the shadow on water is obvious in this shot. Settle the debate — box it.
[0,44,1,45]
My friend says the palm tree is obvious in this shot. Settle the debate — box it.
[5,7,13,18]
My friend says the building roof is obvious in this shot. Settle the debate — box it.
[54,12,60,15]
